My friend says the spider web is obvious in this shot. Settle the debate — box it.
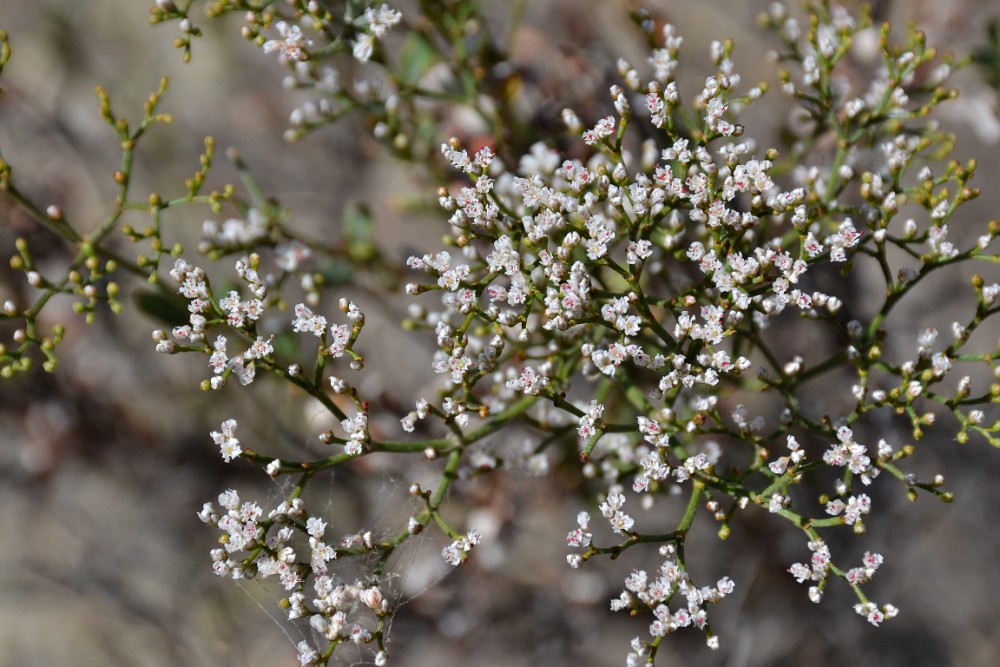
[238,400,455,665]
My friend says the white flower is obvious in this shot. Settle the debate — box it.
[263,21,311,62]
[441,530,482,566]
[210,419,241,462]
[352,33,376,62]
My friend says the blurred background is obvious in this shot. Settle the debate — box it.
[1,1,999,666]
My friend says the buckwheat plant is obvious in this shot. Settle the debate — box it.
[2,1,999,665]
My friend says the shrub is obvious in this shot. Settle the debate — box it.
[1,1,997,664]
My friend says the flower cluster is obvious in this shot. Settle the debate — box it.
[197,488,392,663]
[210,418,241,462]
[612,544,735,655]
[441,529,482,566]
